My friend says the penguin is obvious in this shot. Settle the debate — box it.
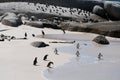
[43,54,48,61]
[76,50,80,57]
[62,29,66,34]
[76,43,80,49]
[24,32,27,39]
[54,48,59,55]
[33,57,38,66]
[47,61,54,68]
[42,30,45,35]
[98,53,103,60]
[41,30,45,38]
[32,34,35,37]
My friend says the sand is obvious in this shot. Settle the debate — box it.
[0,23,73,80]
[0,23,120,80]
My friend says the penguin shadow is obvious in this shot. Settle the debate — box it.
[55,53,59,55]
[44,59,50,61]
[47,68,53,73]
[33,64,40,66]
[98,58,104,61]
[83,43,87,46]
[75,56,80,62]
[42,35,45,38]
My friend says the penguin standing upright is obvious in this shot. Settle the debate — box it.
[54,48,59,55]
[76,43,80,49]
[32,34,35,37]
[76,50,80,57]
[41,30,45,38]
[25,32,27,39]
[43,54,48,61]
[98,53,103,60]
[62,29,66,34]
[33,57,38,66]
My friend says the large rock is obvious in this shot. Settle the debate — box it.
[25,21,43,28]
[31,41,49,48]
[25,21,61,29]
[43,23,61,29]
[104,1,120,20]
[92,35,110,45]
[17,13,29,21]
[1,12,23,27]
[62,21,120,38]
[93,5,106,17]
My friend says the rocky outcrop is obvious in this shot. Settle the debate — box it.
[85,21,120,38]
[92,35,109,45]
[92,1,120,20]
[1,12,22,27]
[17,13,29,21]
[24,21,43,28]
[25,21,61,29]
[93,5,106,18]
[0,0,103,12]
[61,21,120,38]
[104,2,120,20]
[43,23,61,29]
[31,41,49,48]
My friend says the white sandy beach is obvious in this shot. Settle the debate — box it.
[0,23,120,80]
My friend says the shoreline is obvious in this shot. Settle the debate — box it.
[42,40,120,80]
[36,31,120,42]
